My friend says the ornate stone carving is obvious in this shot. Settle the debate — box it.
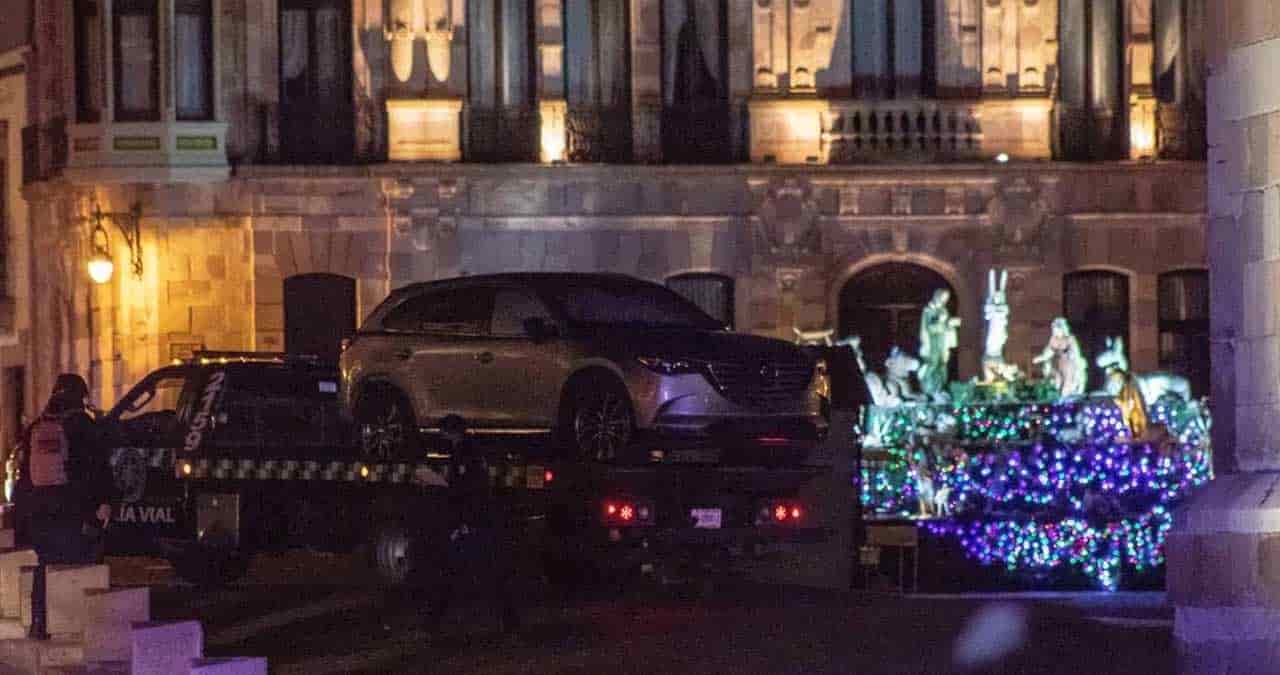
[944,186,965,215]
[986,176,1052,263]
[752,178,823,262]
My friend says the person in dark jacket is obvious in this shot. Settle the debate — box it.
[431,415,520,633]
[16,374,113,640]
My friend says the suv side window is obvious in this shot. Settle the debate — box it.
[383,288,493,334]
[490,288,554,337]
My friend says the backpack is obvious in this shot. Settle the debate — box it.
[27,414,70,488]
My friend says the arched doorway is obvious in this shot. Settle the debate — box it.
[839,262,958,381]
[284,273,356,363]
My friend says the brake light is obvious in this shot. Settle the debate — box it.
[758,499,804,526]
[544,469,554,484]
[602,498,654,526]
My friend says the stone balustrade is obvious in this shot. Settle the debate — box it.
[822,100,984,163]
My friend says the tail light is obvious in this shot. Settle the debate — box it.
[601,498,655,527]
[756,499,804,526]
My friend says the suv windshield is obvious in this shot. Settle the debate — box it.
[549,281,723,330]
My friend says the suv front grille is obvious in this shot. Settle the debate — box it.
[705,360,814,410]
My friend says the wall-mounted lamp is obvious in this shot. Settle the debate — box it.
[84,202,143,284]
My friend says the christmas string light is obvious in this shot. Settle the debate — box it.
[860,394,1211,588]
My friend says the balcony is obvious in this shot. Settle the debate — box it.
[822,100,983,163]
[64,121,230,183]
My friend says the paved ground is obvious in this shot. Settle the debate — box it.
[108,554,1175,675]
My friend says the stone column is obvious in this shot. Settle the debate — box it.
[631,0,662,162]
[536,0,567,161]
[1168,3,1280,672]
[1089,0,1123,159]
[384,0,467,160]
[1056,0,1090,158]
[934,0,981,97]
[1128,0,1158,158]
[728,0,754,160]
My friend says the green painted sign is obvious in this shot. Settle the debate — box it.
[113,136,161,151]
[176,136,218,151]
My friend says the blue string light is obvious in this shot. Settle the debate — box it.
[860,395,1212,589]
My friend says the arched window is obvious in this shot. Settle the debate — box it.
[665,273,734,328]
[1159,270,1209,397]
[661,0,729,162]
[283,274,357,363]
[1063,270,1129,389]
[839,263,957,382]
[467,0,538,161]
[564,0,632,161]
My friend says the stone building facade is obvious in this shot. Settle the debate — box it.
[4,0,1209,426]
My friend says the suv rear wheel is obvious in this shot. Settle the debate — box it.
[356,387,416,459]
[563,375,634,462]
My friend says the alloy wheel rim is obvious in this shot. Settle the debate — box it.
[575,392,630,461]
[362,404,405,459]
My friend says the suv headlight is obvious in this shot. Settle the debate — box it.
[636,356,706,375]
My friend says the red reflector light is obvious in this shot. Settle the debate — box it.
[601,498,654,526]
[544,470,554,483]
[759,500,805,526]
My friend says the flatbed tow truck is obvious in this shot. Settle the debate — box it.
[97,352,832,590]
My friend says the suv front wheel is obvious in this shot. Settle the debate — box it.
[562,375,634,462]
[356,387,417,460]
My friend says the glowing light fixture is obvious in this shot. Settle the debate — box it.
[84,202,143,284]
[995,153,1010,164]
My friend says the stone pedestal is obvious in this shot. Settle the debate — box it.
[1168,473,1280,674]
[190,657,269,674]
[0,549,37,618]
[980,98,1054,160]
[386,99,464,162]
[84,587,150,663]
[131,620,203,675]
[46,564,110,637]
[747,98,826,164]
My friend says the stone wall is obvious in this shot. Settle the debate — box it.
[19,162,1206,408]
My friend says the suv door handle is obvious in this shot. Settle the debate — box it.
[475,352,494,364]
[394,349,412,360]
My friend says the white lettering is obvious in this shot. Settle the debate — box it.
[183,372,225,453]
[114,505,175,525]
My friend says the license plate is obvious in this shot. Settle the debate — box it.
[691,508,722,529]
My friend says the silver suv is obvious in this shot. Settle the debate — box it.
[340,273,829,462]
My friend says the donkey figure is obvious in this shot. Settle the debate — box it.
[1095,336,1193,407]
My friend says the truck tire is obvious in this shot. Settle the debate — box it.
[370,522,442,588]
[561,375,635,462]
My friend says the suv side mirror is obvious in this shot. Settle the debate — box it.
[523,317,557,342]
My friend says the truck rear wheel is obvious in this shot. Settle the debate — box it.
[372,523,417,586]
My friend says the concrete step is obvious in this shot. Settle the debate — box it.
[131,620,202,675]
[0,637,85,672]
[189,657,268,675]
[42,660,129,675]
